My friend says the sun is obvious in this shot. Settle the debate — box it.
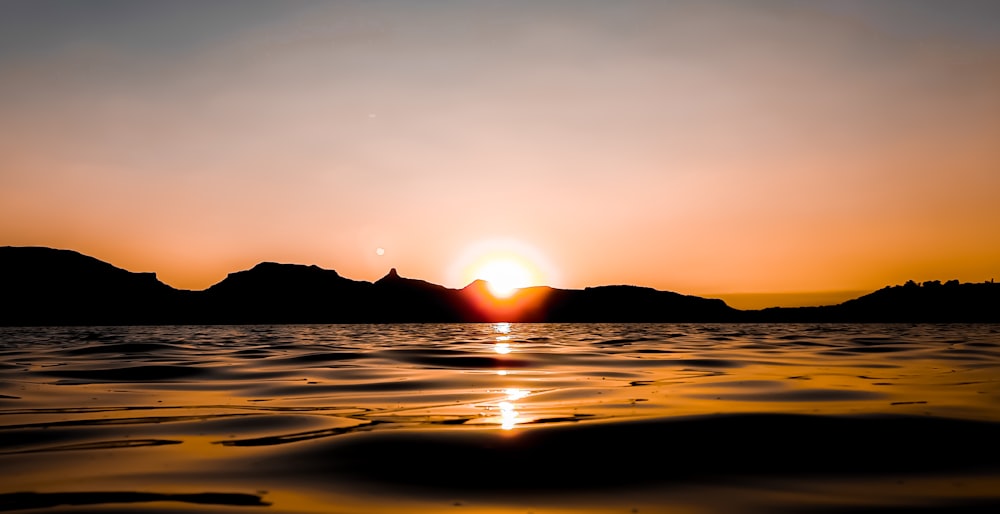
[476,258,532,298]
[450,238,557,300]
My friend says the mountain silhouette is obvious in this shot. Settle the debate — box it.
[1,246,997,325]
[748,279,1000,323]
[197,262,373,324]
[0,246,185,325]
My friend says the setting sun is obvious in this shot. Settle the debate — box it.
[476,258,531,297]
[450,238,558,299]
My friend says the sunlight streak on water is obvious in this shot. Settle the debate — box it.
[498,401,518,430]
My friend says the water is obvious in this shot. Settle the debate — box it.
[2,323,1000,513]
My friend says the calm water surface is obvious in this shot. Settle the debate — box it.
[2,323,1000,513]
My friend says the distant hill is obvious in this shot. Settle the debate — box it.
[1,246,997,325]
[0,246,186,325]
[745,280,1000,323]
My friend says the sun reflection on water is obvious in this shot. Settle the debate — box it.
[493,322,513,354]
[498,401,518,430]
[504,388,528,401]
[484,323,527,429]
[494,388,529,430]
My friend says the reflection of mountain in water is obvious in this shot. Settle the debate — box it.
[2,246,998,325]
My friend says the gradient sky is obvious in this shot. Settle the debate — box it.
[2,0,999,308]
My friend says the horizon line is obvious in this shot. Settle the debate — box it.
[5,245,997,311]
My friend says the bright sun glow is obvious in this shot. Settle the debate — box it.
[477,258,532,297]
[451,238,557,299]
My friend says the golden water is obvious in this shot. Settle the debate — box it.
[2,323,999,513]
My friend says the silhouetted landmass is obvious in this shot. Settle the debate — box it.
[0,246,186,326]
[745,279,1000,323]
[1,246,997,325]
[196,262,373,324]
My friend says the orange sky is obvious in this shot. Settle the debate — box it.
[2,1,999,309]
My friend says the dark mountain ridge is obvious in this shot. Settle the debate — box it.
[1,246,997,325]
[749,279,1000,323]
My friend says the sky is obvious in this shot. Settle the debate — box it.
[2,0,999,309]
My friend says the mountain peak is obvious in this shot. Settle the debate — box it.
[376,268,402,284]
[461,279,490,291]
